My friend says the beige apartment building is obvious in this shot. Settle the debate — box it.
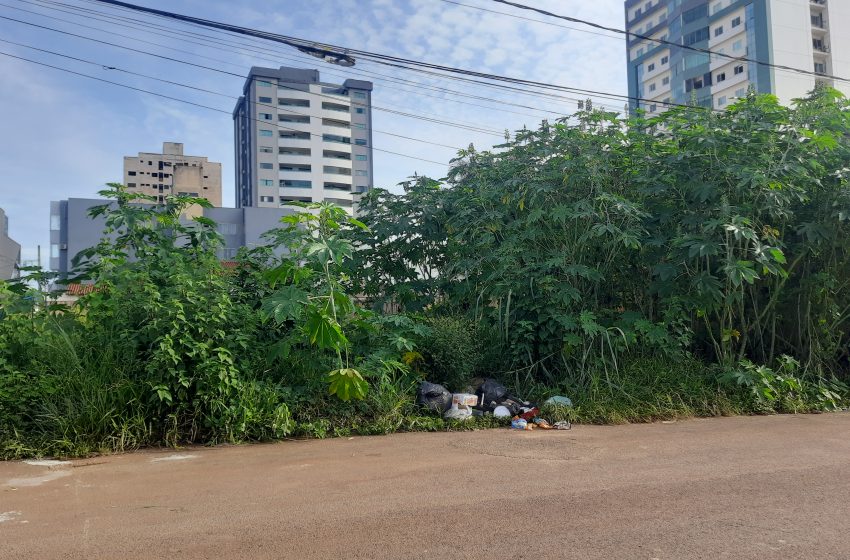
[123,142,222,206]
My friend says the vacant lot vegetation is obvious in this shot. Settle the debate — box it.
[2,89,850,458]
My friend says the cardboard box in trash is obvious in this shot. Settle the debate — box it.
[451,393,478,407]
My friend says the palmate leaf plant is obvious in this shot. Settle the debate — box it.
[262,202,369,401]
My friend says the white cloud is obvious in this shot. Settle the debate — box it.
[0,0,628,260]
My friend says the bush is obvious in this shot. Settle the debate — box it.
[419,316,485,390]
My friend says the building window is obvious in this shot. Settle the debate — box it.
[735,88,746,97]
[355,170,368,176]
[127,182,136,188]
[733,40,743,51]
[258,96,272,103]
[649,83,656,92]
[647,63,655,72]
[353,123,366,129]
[279,98,310,107]
[51,244,59,259]
[353,91,366,99]
[684,27,709,46]
[636,47,644,57]
[260,163,274,169]
[661,55,668,65]
[260,146,273,153]
[281,180,312,188]
[662,76,670,85]
[355,154,367,161]
[711,2,721,14]
[731,16,741,27]
[259,129,273,136]
[355,139,367,146]
[257,80,272,87]
[734,64,744,75]
[716,72,726,82]
[322,133,351,144]
[717,96,727,106]
[682,4,708,24]
[127,171,136,176]
[649,104,657,113]
[815,62,826,74]
[714,26,723,37]
[260,179,274,186]
[260,195,275,202]
[259,113,273,120]
[355,108,365,114]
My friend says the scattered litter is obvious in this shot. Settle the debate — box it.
[416,381,452,413]
[417,377,576,433]
[444,392,478,420]
[493,406,512,418]
[544,396,573,407]
[533,418,553,430]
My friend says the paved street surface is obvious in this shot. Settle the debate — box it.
[2,414,850,559]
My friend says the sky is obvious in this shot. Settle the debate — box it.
[0,0,628,265]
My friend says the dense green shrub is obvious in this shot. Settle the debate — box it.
[418,316,485,391]
[3,89,850,459]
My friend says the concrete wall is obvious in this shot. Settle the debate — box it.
[0,208,21,279]
[51,199,294,275]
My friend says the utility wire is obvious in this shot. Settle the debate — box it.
[0,36,498,144]
[485,0,850,84]
[0,15,480,147]
[0,50,452,166]
[9,0,624,116]
[86,0,709,111]
[11,0,534,127]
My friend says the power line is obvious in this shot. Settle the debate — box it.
[0,36,497,145]
[86,0,708,112]
[0,50,452,166]
[8,0,623,116]
[11,0,534,127]
[485,0,850,84]
[0,14,483,147]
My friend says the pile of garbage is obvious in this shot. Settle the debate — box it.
[416,378,571,430]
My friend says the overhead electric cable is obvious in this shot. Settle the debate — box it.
[484,0,850,84]
[0,15,483,147]
[0,36,502,139]
[7,0,625,115]
[0,50,452,165]
[85,0,710,111]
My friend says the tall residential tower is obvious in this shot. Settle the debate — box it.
[624,0,850,114]
[233,67,374,212]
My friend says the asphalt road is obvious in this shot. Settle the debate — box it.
[2,413,850,559]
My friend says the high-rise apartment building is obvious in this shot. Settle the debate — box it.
[123,142,222,206]
[233,66,374,212]
[0,208,21,280]
[624,0,850,114]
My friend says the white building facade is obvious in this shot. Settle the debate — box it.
[233,67,374,212]
[624,0,850,114]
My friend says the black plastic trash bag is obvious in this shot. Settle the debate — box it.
[476,378,508,411]
[416,381,452,413]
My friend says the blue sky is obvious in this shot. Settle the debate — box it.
[0,0,627,264]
